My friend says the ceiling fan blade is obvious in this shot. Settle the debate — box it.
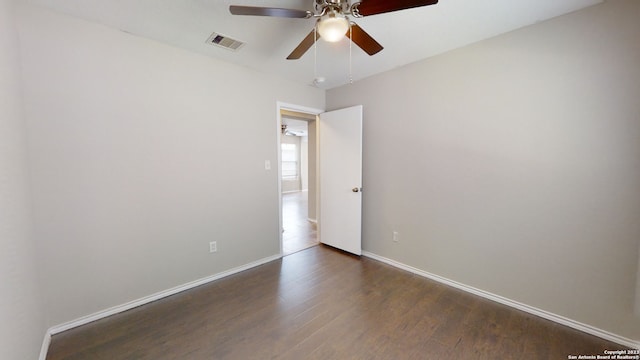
[287,29,320,60]
[354,0,438,16]
[229,5,311,18]
[347,24,383,56]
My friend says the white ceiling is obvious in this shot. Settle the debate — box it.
[28,0,602,89]
[282,118,309,137]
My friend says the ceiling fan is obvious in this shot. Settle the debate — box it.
[229,0,438,60]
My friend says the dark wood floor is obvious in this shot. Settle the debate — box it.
[47,245,625,359]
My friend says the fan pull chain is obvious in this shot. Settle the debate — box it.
[314,25,318,85]
[349,23,353,84]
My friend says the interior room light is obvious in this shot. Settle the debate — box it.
[317,12,349,42]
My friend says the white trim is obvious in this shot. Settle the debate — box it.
[48,253,281,335]
[282,190,301,194]
[38,330,51,360]
[362,251,640,349]
[277,102,323,116]
[307,218,317,224]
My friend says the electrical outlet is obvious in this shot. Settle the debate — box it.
[209,241,217,253]
[392,231,399,243]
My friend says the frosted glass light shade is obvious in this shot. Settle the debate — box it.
[317,15,349,42]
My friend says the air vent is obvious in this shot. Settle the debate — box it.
[206,32,245,51]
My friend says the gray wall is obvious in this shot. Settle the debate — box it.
[0,1,46,359]
[17,4,324,327]
[327,0,640,340]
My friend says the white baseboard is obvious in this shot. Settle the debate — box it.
[48,253,282,335]
[362,251,639,349]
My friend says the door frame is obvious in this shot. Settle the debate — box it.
[276,101,324,256]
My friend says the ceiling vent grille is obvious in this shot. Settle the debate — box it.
[206,32,245,51]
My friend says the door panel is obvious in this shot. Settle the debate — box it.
[319,105,363,255]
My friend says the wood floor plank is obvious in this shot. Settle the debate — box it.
[47,245,627,359]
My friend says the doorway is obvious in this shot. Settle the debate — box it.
[277,103,364,256]
[280,110,317,255]
[277,103,322,256]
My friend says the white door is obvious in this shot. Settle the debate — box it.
[319,105,363,255]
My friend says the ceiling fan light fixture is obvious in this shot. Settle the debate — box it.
[317,12,349,42]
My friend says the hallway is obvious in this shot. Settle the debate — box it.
[282,191,317,255]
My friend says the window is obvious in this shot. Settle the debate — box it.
[281,143,298,180]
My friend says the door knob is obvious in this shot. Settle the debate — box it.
[352,187,360,193]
